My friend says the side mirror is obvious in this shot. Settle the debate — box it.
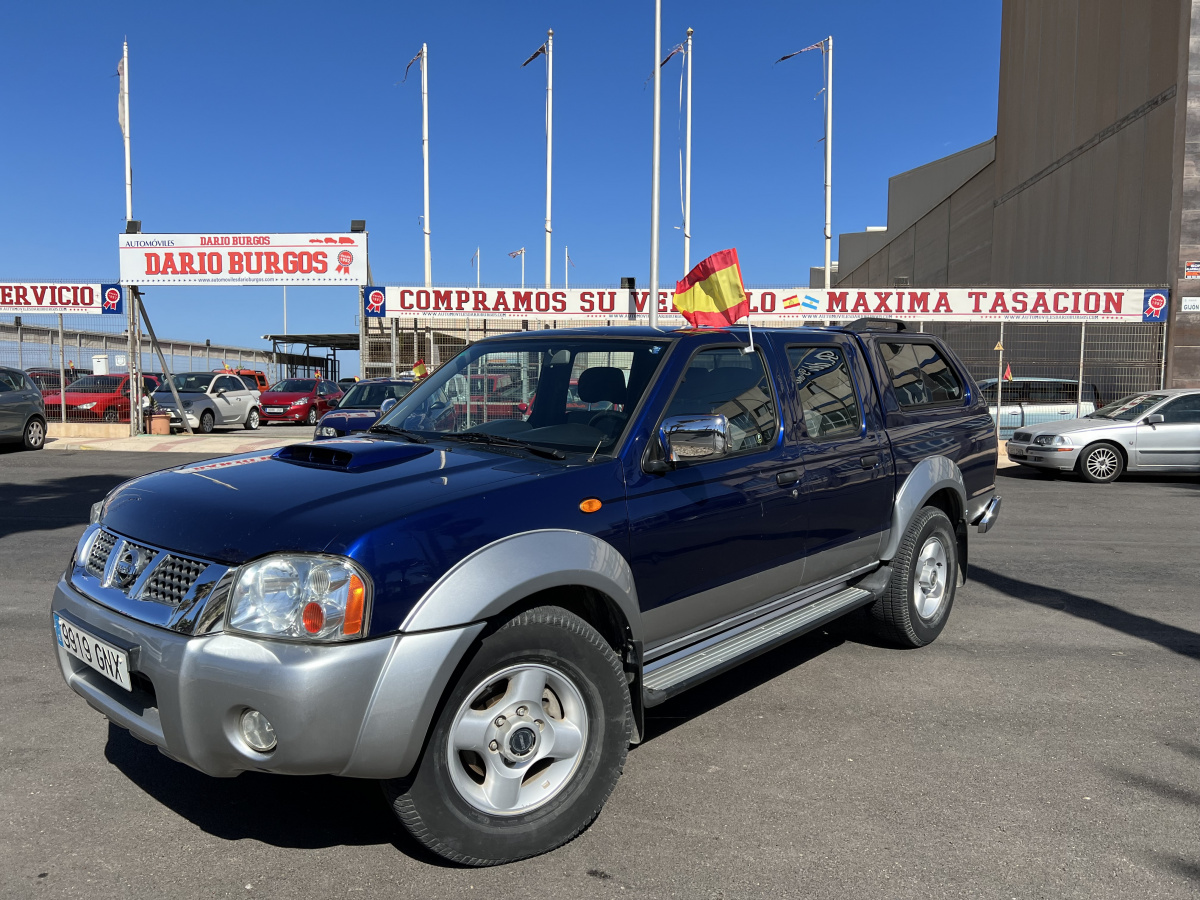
[1145,413,1165,425]
[380,398,397,414]
[517,402,529,414]
[327,397,339,408]
[215,387,225,396]
[651,414,732,471]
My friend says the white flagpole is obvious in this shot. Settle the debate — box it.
[544,29,553,289]
[522,250,525,289]
[122,41,132,221]
[476,247,481,288]
[824,35,833,290]
[648,0,662,328]
[421,43,432,288]
[684,27,693,275]
[564,246,568,290]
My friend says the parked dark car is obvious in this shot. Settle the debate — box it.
[0,366,47,449]
[314,377,416,439]
[258,378,343,425]
[54,321,999,866]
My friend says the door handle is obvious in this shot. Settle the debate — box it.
[860,454,880,468]
[776,469,800,486]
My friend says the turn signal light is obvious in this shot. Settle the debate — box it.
[579,498,602,514]
[343,574,366,635]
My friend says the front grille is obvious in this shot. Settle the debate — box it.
[86,530,117,577]
[141,555,209,605]
[1012,431,1031,443]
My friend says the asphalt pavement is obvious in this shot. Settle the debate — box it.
[1,447,1197,899]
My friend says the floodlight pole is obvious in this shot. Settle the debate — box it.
[683,27,693,275]
[544,29,553,289]
[421,43,432,288]
[823,35,833,290]
[648,0,662,328]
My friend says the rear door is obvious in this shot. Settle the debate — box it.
[784,336,893,586]
[0,371,24,437]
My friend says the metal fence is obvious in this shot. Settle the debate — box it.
[1,312,277,425]
[364,315,1166,405]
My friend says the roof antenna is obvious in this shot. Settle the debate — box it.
[587,438,604,463]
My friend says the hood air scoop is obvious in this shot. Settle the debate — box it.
[273,439,433,471]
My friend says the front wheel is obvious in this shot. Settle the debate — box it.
[102,407,119,423]
[383,607,632,866]
[306,407,318,426]
[244,407,261,430]
[1078,442,1123,483]
[868,507,959,648]
[197,410,215,434]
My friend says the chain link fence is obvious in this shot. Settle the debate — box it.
[1,312,277,425]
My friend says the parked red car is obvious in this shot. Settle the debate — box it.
[258,377,343,425]
[42,374,160,423]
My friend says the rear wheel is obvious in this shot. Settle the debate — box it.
[23,417,46,451]
[383,606,631,866]
[1078,442,1123,483]
[869,507,958,648]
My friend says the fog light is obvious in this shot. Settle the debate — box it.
[240,709,277,752]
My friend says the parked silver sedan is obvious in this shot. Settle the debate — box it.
[151,372,261,433]
[1005,389,1200,483]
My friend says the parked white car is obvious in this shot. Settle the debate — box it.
[152,372,261,433]
[979,377,1101,439]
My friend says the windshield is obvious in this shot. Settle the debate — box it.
[268,379,316,393]
[1089,393,1166,421]
[340,381,414,409]
[157,373,214,393]
[373,336,672,454]
[66,375,125,393]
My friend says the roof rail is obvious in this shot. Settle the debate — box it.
[844,317,908,333]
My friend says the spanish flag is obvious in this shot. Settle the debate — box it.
[672,248,750,327]
[413,359,428,379]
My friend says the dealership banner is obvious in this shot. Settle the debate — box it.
[118,233,368,286]
[375,285,1167,323]
[0,283,124,315]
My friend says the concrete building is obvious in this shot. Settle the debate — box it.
[831,0,1200,387]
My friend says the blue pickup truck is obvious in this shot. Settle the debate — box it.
[52,320,1000,866]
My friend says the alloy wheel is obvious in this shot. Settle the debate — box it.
[912,535,948,620]
[1085,447,1118,480]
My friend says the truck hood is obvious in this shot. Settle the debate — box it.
[1018,416,1130,437]
[99,437,549,564]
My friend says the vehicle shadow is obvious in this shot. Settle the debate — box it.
[640,625,847,744]
[970,565,1200,661]
[998,463,1200,488]
[0,472,129,540]
[103,723,446,863]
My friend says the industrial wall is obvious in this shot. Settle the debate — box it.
[1171,1,1200,386]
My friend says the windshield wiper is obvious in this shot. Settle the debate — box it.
[438,431,566,460]
[367,424,428,443]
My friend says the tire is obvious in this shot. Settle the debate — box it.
[102,407,119,423]
[1078,442,1123,484]
[868,507,958,648]
[23,417,46,451]
[245,407,261,431]
[383,606,632,866]
[306,407,318,426]
[198,411,215,434]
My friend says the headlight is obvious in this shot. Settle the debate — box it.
[227,554,371,642]
[182,401,193,410]
[1033,434,1073,448]
[77,402,96,410]
[316,425,338,436]
[291,397,310,406]
[89,499,105,524]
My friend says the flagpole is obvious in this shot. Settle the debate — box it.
[421,42,432,288]
[122,42,132,220]
[121,41,141,435]
[823,35,833,290]
[683,27,693,275]
[564,246,569,290]
[648,0,662,328]
[544,29,553,289]
[476,246,481,288]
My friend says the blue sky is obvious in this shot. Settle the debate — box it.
[0,1,1001,366]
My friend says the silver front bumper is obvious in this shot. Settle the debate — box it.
[52,577,482,779]
[1006,439,1081,470]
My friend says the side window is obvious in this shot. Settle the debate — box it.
[879,341,964,408]
[0,372,19,392]
[787,346,862,440]
[1159,394,1200,424]
[664,347,777,453]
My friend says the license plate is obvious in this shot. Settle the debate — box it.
[1008,449,1026,458]
[54,614,132,692]
[266,407,283,413]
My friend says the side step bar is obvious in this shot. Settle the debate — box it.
[642,585,874,706]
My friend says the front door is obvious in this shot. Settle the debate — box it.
[626,344,806,653]
[0,371,24,437]
[785,339,893,586]
[1135,394,1200,468]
